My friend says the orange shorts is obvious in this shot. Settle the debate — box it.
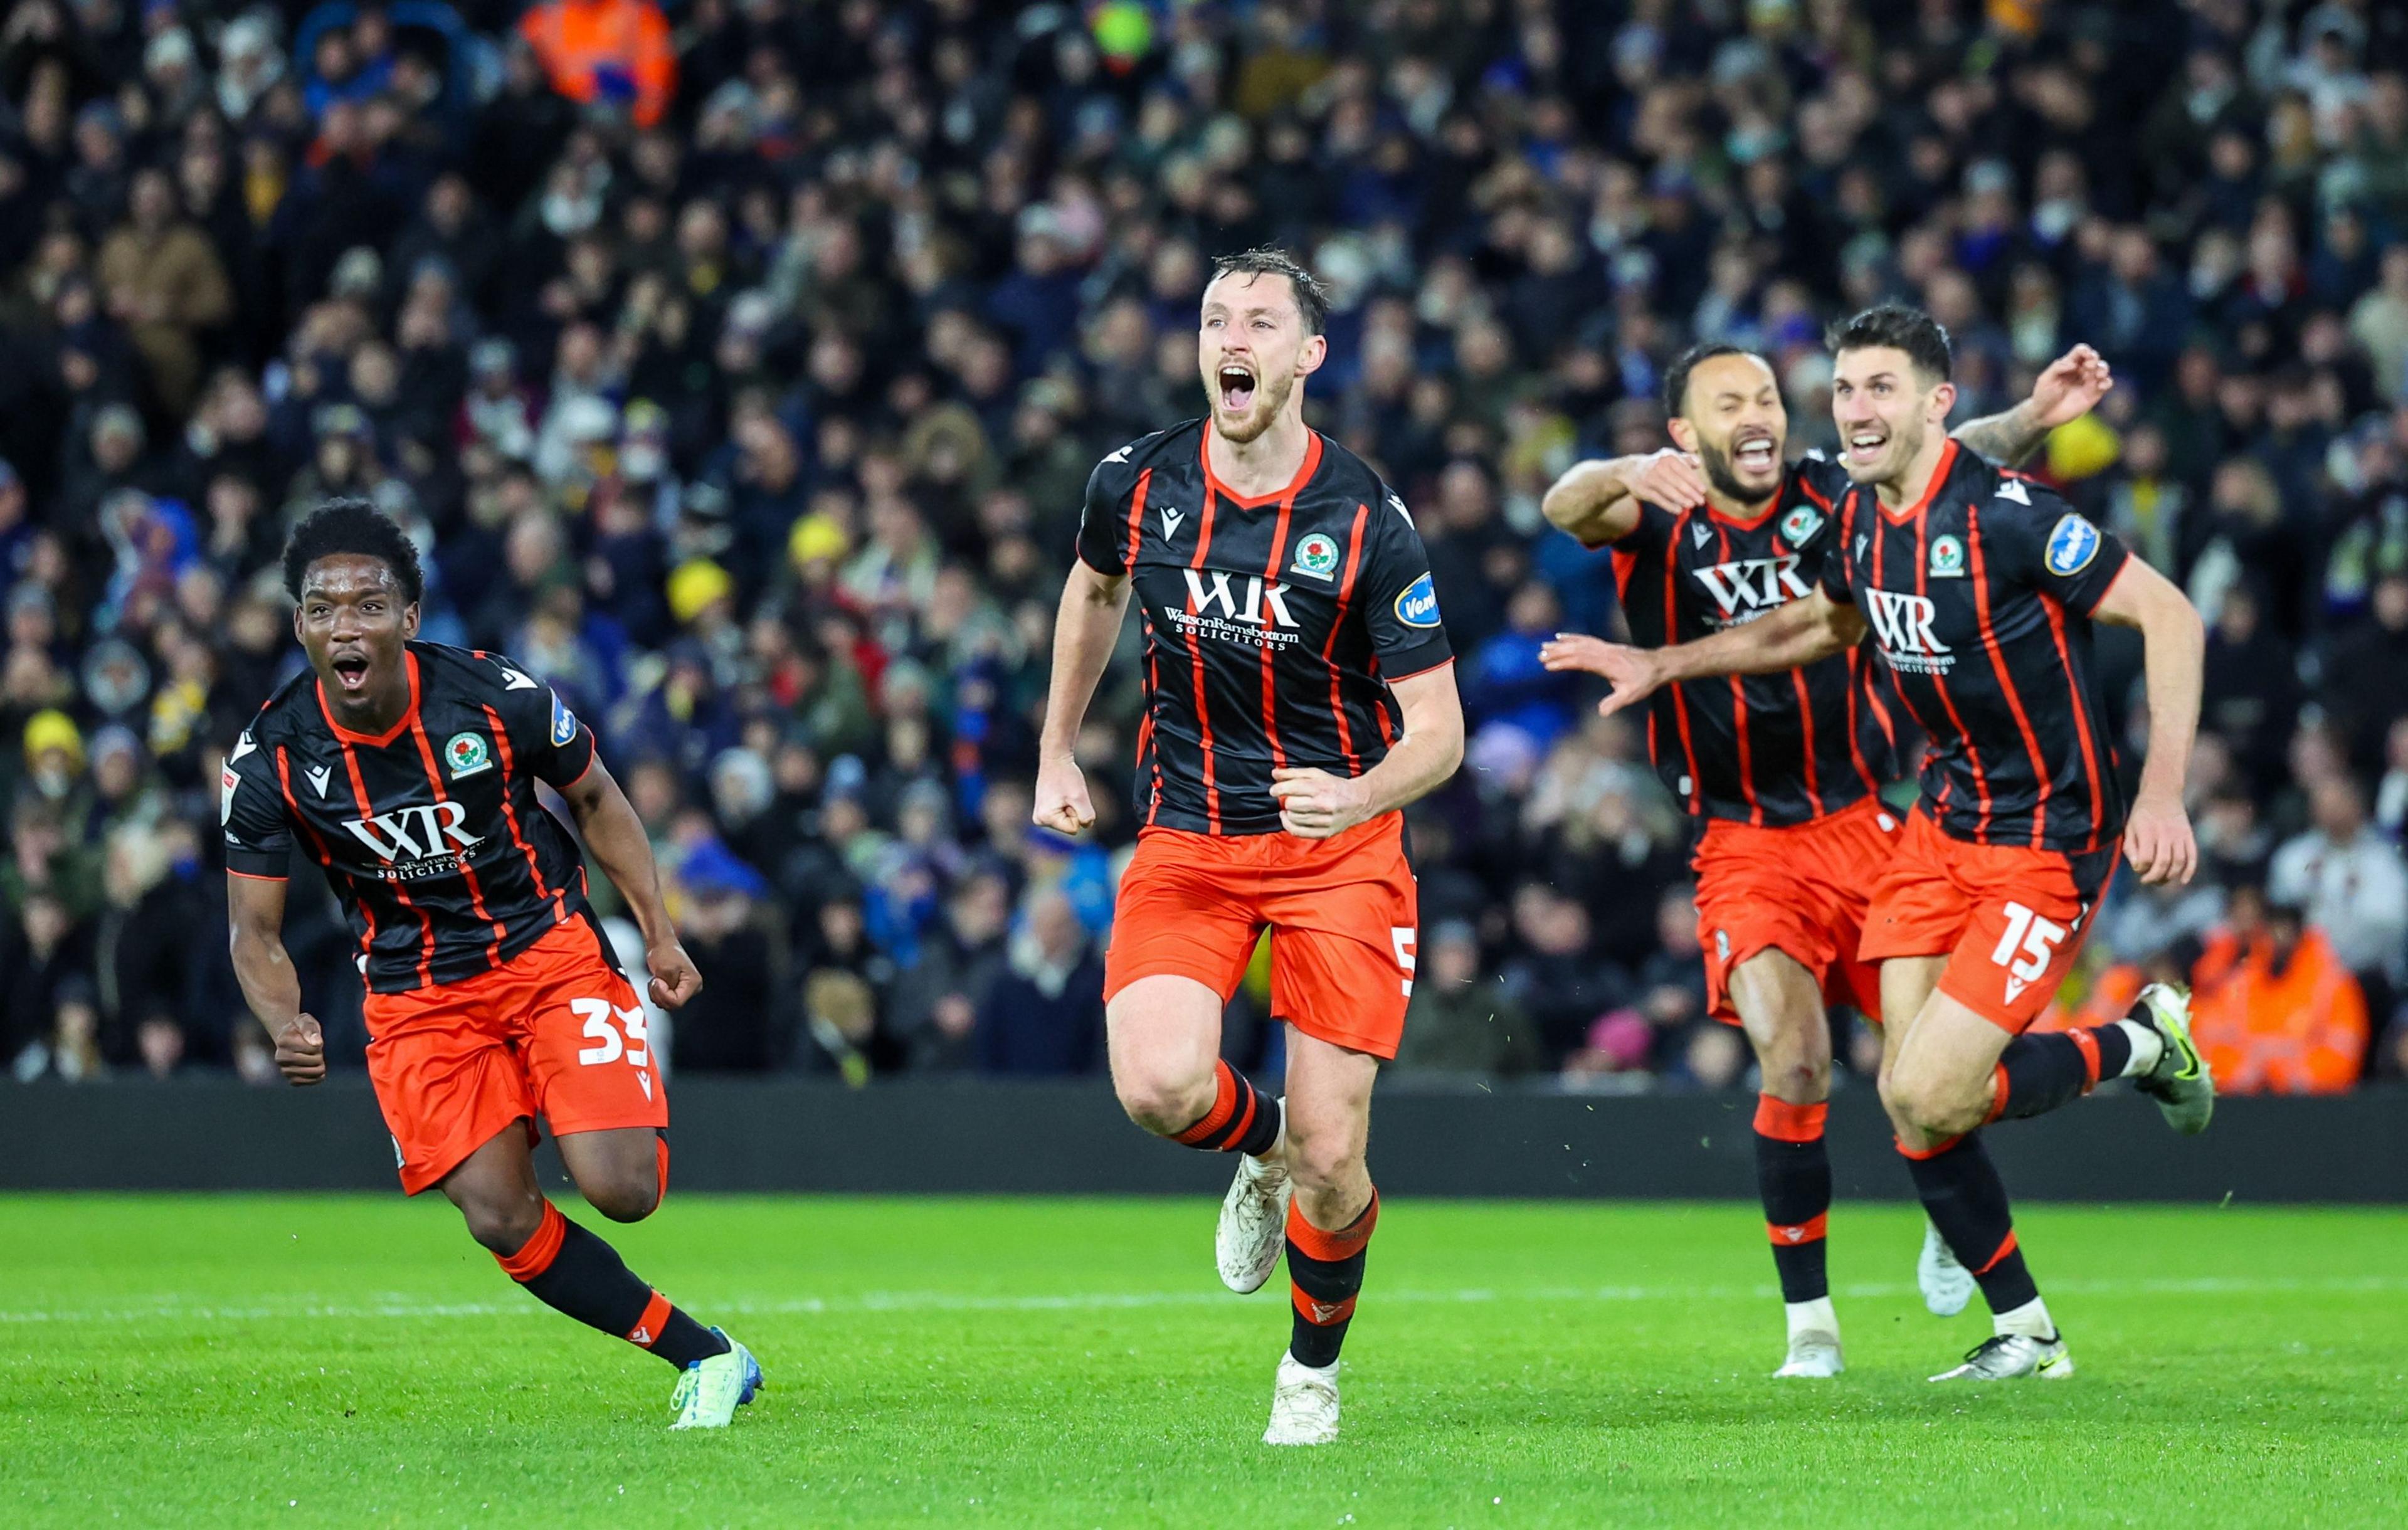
[1103,813,1418,1058]
[1694,796,1901,1025]
[1858,806,2121,1033]
[364,917,665,1195]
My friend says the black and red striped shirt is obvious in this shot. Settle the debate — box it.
[1820,440,2131,853]
[1074,419,1454,836]
[1611,456,1898,826]
[221,641,602,994]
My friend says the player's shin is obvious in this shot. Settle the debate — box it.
[495,1201,731,1368]
[1755,1095,1840,1349]
[1898,1132,2054,1337]
[1286,1190,1378,1368]
[1173,1058,1284,1156]
[1985,1021,2144,1122]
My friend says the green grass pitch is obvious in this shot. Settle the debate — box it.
[3,1196,2402,1527]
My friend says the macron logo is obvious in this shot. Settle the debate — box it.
[1104,445,1133,464]
[229,732,257,762]
[306,764,333,798]
[1159,506,1185,542]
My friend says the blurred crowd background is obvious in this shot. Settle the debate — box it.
[3,0,2405,1096]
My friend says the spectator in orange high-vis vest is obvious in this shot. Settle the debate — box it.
[2192,889,2369,1094]
[519,0,676,129]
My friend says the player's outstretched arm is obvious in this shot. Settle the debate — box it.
[1538,589,1867,717]
[2094,556,2204,886]
[1541,450,1706,549]
[1952,344,2113,467]
[561,760,704,1009]
[1033,558,1133,837]
[1270,663,1464,840]
[226,873,324,1085]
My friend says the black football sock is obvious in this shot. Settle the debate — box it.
[1988,1024,2135,1122]
[1900,1132,2041,1315]
[1287,1191,1378,1369]
[1754,1094,1832,1304]
[1170,1060,1282,1156]
[495,1202,731,1368]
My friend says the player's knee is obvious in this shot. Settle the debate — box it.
[1284,1127,1361,1196]
[458,1193,545,1256]
[583,1174,660,1224]
[1115,1067,1212,1138]
[1881,1064,1977,1136]
[1755,1040,1830,1104]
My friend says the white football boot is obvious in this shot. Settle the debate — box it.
[1263,1352,1342,1445]
[1216,1097,1291,1294]
[1773,1298,1844,1377]
[1929,1331,2074,1382]
[1918,1220,1976,1317]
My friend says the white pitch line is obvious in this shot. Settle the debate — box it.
[2,1274,2402,1327]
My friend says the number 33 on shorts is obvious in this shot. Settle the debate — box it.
[574,997,651,1068]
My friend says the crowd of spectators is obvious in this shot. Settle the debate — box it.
[4,0,2408,1095]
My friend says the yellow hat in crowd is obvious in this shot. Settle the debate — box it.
[667,559,734,625]
[23,709,84,768]
[788,512,848,568]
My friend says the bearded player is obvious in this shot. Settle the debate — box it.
[1034,249,1464,1444]
[1538,339,2111,1377]
[224,500,761,1428]
[1546,305,2213,1381]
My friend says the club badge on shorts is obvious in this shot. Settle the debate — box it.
[445,731,493,779]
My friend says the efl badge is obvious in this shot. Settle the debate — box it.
[1929,534,1967,578]
[2046,514,2101,576]
[1290,532,1341,581]
[1780,505,1822,545]
[221,764,238,824]
[445,731,493,779]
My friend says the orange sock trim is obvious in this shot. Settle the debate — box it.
[1973,1230,2020,1275]
[1753,1094,1828,1142]
[2067,1027,2103,1092]
[1894,1134,1965,1162]
[1226,1088,1259,1154]
[655,1137,670,1204]
[1291,1285,1357,1327]
[1287,1189,1379,1263]
[1768,1212,1829,1246]
[626,1289,673,1349]
[1984,1063,2011,1125]
[494,1201,566,1280]
[1171,1061,1240,1145]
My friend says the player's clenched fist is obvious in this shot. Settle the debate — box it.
[647,941,704,1010]
[1033,755,1096,836]
[1270,767,1371,840]
[2121,792,2197,887]
[275,1014,325,1087]
[1538,632,1666,718]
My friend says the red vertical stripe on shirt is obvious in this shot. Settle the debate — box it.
[408,715,505,966]
[1712,524,1765,826]
[1321,504,1370,773]
[1963,504,2054,848]
[1186,483,1223,833]
[1255,488,1299,770]
[1666,514,1704,816]
[337,739,434,988]
[1121,469,1151,572]
[1916,508,1990,836]
[275,745,365,962]
[2039,593,2107,852]
[479,705,568,925]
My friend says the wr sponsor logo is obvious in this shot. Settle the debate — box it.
[1864,589,1953,674]
[1691,555,1812,623]
[342,801,486,870]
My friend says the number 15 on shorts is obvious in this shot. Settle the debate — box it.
[1391,927,1417,998]
[1989,901,2066,1003]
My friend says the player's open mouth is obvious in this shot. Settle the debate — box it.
[1846,428,1888,466]
[1733,433,1777,472]
[332,655,371,692]
[1218,365,1256,414]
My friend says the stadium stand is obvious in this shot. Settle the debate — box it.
[3,0,2407,1094]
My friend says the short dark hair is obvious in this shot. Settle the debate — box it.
[1827,302,1953,383]
[282,499,424,605]
[1662,342,1760,418]
[1208,246,1330,335]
